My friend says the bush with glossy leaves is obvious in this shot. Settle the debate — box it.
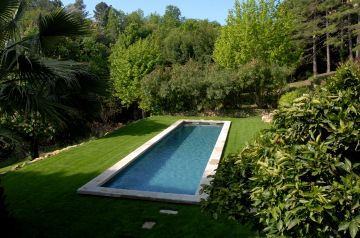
[204,61,360,238]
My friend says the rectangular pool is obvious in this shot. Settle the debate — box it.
[78,120,231,204]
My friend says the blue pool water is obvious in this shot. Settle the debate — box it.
[103,123,223,195]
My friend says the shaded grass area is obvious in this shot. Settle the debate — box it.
[0,156,28,174]
[1,116,268,238]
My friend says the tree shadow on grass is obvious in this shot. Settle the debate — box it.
[1,170,259,238]
[102,119,170,138]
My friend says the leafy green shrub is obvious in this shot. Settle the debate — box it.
[141,60,289,113]
[204,61,360,238]
[278,87,311,108]
[237,60,289,108]
[141,61,242,113]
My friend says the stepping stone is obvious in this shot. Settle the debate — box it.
[141,221,156,229]
[159,209,178,215]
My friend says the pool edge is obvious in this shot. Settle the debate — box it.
[77,119,231,204]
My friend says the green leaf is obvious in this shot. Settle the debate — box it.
[271,207,278,220]
[287,219,300,230]
[349,221,358,238]
[345,159,352,172]
[328,122,337,131]
[277,220,283,231]
[324,205,335,209]
[338,221,350,231]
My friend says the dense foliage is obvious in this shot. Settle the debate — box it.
[141,60,289,112]
[110,36,160,107]
[1,0,360,237]
[109,16,220,107]
[204,61,360,237]
[284,0,360,75]
[161,19,220,64]
[213,0,301,68]
[141,61,242,112]
[278,87,311,108]
[0,1,107,159]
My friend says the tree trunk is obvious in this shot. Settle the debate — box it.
[30,136,39,160]
[340,24,345,61]
[312,36,318,76]
[357,33,360,59]
[356,13,360,59]
[141,109,146,119]
[326,12,331,73]
[348,16,354,60]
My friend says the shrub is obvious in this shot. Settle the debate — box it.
[141,60,289,113]
[237,59,289,108]
[141,61,243,113]
[278,87,311,108]
[204,61,360,238]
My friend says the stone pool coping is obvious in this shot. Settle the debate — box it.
[77,119,231,204]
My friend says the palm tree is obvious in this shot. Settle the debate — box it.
[0,0,108,159]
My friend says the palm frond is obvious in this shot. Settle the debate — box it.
[1,44,81,89]
[0,5,107,131]
[0,0,21,46]
[38,8,89,53]
[0,50,92,127]
[0,0,26,41]
[56,70,109,120]
[0,0,19,25]
[0,77,79,127]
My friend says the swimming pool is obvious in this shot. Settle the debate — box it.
[78,120,231,204]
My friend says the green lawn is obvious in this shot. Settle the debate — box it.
[1,116,268,238]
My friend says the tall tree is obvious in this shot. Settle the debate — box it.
[291,0,324,76]
[94,1,110,27]
[110,36,160,107]
[105,8,126,43]
[162,5,181,27]
[318,0,339,73]
[324,0,359,61]
[356,6,360,58]
[66,0,88,18]
[214,0,301,68]
[162,19,219,64]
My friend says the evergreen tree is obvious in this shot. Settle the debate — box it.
[329,0,360,60]
[162,5,182,27]
[318,0,339,72]
[286,0,324,75]
[105,8,125,43]
[94,2,110,27]
[285,0,359,75]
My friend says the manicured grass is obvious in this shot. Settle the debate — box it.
[1,116,268,238]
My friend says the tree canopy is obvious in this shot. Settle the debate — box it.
[213,0,301,68]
